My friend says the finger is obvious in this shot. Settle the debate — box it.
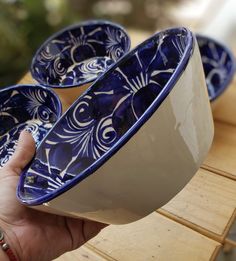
[6,130,36,175]
[83,220,107,242]
[65,218,107,250]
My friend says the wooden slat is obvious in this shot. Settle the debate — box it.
[212,75,236,126]
[83,212,221,261]
[54,213,221,261]
[158,169,236,242]
[203,121,236,179]
[54,245,113,261]
[18,71,35,85]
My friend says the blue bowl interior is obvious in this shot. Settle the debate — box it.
[196,35,235,101]
[31,21,131,88]
[18,28,192,204]
[0,85,62,167]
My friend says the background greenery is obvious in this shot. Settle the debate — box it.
[0,0,181,87]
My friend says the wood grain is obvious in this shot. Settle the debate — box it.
[203,121,236,179]
[55,212,221,261]
[54,245,114,261]
[89,212,221,261]
[158,169,236,242]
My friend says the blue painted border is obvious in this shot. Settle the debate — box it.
[30,19,131,89]
[196,33,236,102]
[18,27,194,205]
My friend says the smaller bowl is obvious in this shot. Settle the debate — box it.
[196,34,235,104]
[0,85,62,167]
[31,20,131,106]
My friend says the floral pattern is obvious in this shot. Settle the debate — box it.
[0,86,61,167]
[18,28,190,200]
[31,21,130,88]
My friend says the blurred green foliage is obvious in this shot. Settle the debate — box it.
[0,0,70,86]
[0,0,180,87]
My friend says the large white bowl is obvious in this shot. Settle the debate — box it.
[18,27,214,224]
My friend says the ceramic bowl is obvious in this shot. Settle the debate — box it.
[196,34,235,106]
[31,20,131,107]
[18,27,214,224]
[0,85,62,167]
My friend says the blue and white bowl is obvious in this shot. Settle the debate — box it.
[196,34,235,105]
[31,20,131,107]
[18,28,214,224]
[0,85,62,167]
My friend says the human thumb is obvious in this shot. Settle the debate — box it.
[6,130,36,175]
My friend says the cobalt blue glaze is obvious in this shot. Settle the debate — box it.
[0,85,62,167]
[31,20,131,88]
[18,27,193,205]
[196,34,235,102]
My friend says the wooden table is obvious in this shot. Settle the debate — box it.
[19,30,236,261]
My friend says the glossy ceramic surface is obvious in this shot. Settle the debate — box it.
[0,85,62,167]
[18,28,214,224]
[196,34,235,102]
[31,20,131,88]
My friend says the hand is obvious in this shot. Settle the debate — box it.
[0,131,107,261]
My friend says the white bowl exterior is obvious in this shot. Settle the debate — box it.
[32,39,214,224]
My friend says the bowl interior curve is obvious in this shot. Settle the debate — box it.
[31,21,131,88]
[197,35,235,101]
[0,85,61,166]
[18,28,192,204]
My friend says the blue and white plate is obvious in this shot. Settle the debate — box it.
[31,20,131,89]
[0,85,62,167]
[196,34,235,102]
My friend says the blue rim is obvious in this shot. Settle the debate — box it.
[0,84,62,116]
[30,19,131,89]
[196,33,236,102]
[18,27,194,205]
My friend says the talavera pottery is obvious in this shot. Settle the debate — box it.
[196,34,235,108]
[18,27,214,225]
[31,20,131,108]
[0,85,62,167]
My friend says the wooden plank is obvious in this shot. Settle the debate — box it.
[54,245,113,261]
[83,212,221,261]
[203,121,236,179]
[54,213,221,261]
[158,169,236,242]
[212,75,236,126]
[18,71,35,85]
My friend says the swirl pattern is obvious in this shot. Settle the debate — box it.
[62,56,113,85]
[196,35,235,101]
[20,28,190,196]
[31,21,130,88]
[0,85,61,167]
